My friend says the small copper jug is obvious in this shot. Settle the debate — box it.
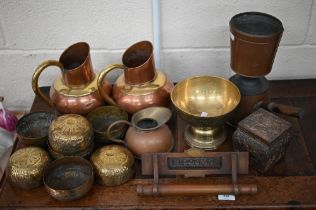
[106,107,174,158]
[32,42,111,115]
[97,41,174,114]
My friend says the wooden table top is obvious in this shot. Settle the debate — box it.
[0,79,316,209]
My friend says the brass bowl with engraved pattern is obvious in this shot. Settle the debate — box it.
[48,114,94,156]
[47,140,94,160]
[7,147,51,189]
[16,112,56,147]
[171,76,241,150]
[43,156,94,201]
[90,145,134,186]
[86,106,128,144]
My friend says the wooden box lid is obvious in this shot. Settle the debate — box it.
[238,108,291,145]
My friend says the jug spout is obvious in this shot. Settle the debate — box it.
[122,41,156,85]
[60,42,94,87]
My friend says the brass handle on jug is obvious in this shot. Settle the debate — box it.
[32,60,64,107]
[106,120,132,144]
[97,64,125,106]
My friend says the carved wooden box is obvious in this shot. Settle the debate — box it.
[232,108,292,174]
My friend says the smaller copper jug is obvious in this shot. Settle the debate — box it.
[32,42,111,115]
[97,41,174,114]
[106,107,174,158]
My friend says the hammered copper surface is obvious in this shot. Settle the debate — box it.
[16,112,55,147]
[48,114,93,155]
[86,106,128,144]
[43,157,93,201]
[171,76,240,150]
[7,147,51,189]
[32,42,111,115]
[49,72,111,115]
[97,40,174,114]
[90,145,134,186]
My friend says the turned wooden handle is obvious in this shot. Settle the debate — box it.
[267,102,304,119]
[253,101,304,119]
[137,184,258,196]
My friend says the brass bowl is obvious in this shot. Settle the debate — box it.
[90,145,134,186]
[16,112,55,147]
[86,106,128,144]
[43,156,94,201]
[171,76,241,150]
[48,114,93,155]
[7,147,51,189]
[48,141,94,160]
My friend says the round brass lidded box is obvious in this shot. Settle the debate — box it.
[90,145,134,186]
[48,114,94,158]
[7,147,51,189]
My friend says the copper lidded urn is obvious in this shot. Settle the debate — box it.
[97,41,174,114]
[32,42,111,115]
[229,12,284,123]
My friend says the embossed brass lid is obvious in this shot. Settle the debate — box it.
[48,114,93,155]
[90,145,134,186]
[7,147,51,189]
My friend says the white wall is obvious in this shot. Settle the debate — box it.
[0,0,315,110]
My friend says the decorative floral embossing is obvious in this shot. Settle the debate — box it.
[11,148,45,168]
[52,115,89,135]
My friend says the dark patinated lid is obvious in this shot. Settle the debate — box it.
[238,108,291,145]
[230,11,284,42]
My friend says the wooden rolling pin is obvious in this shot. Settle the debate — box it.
[137,184,258,196]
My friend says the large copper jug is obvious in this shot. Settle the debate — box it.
[97,41,174,114]
[32,42,111,115]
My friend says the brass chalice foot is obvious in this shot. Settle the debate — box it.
[184,126,226,150]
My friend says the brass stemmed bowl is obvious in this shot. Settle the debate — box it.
[171,76,241,150]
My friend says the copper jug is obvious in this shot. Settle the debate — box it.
[106,107,174,158]
[97,41,174,114]
[32,42,111,115]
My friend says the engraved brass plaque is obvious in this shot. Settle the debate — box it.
[167,157,222,170]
